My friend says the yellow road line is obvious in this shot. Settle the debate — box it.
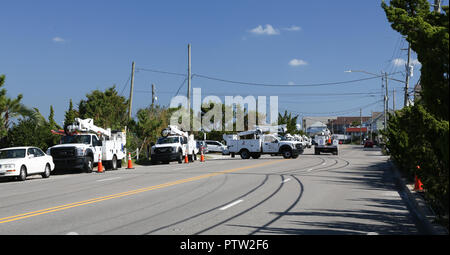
[0,159,285,224]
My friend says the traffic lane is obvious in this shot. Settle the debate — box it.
[267,146,419,235]
[0,156,292,234]
[0,146,420,235]
[145,146,418,235]
[0,156,259,214]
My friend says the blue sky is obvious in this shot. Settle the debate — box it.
[0,0,428,126]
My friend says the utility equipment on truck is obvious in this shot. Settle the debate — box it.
[223,129,303,159]
[314,133,339,155]
[47,118,126,172]
[151,125,198,164]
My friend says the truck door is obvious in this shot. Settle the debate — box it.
[92,135,102,163]
[262,135,279,153]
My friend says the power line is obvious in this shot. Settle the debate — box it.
[192,73,380,87]
[135,67,187,77]
[135,65,381,88]
[281,99,383,115]
[134,90,383,96]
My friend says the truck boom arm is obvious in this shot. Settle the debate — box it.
[66,118,111,138]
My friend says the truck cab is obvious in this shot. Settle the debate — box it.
[48,134,102,172]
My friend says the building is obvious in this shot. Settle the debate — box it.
[328,116,372,134]
[302,116,336,132]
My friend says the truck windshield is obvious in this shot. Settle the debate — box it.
[157,137,179,144]
[61,135,91,145]
[0,149,26,159]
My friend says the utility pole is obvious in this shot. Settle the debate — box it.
[360,108,362,144]
[187,44,191,131]
[393,88,396,112]
[151,83,156,108]
[404,43,411,107]
[383,72,389,130]
[128,61,135,120]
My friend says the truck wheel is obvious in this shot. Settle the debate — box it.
[84,156,93,173]
[178,152,183,164]
[333,150,338,155]
[315,149,320,155]
[112,155,118,170]
[240,150,250,159]
[282,149,292,159]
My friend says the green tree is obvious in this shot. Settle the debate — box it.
[0,74,35,144]
[64,99,78,128]
[78,86,128,129]
[382,0,449,120]
[278,110,299,134]
[382,0,449,224]
[6,108,56,151]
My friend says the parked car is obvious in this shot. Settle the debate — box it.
[196,140,209,154]
[0,147,55,181]
[205,140,227,153]
[364,140,374,148]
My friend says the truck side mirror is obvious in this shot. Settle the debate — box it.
[97,140,103,146]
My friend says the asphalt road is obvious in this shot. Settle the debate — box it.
[0,145,420,235]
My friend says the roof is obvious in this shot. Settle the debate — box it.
[309,121,327,127]
[332,116,371,125]
[346,127,368,133]
[0,146,34,150]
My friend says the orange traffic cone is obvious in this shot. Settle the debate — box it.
[126,152,134,169]
[97,154,103,173]
[200,148,205,162]
[414,165,423,191]
[184,153,189,163]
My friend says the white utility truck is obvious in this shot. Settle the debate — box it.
[314,133,339,155]
[151,125,198,164]
[47,118,126,172]
[223,129,303,159]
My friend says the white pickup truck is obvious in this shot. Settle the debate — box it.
[224,130,303,159]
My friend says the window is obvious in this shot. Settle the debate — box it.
[264,136,276,143]
[34,148,45,157]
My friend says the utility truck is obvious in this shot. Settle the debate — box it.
[223,129,303,159]
[151,125,198,164]
[47,118,126,172]
[314,133,339,155]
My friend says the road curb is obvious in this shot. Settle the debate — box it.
[387,159,448,235]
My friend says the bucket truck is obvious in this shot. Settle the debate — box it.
[151,125,198,164]
[47,118,126,172]
[223,129,303,159]
[314,132,339,155]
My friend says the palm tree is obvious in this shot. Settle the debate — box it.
[0,74,38,141]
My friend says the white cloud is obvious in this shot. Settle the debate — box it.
[52,37,65,43]
[283,25,301,31]
[392,58,406,67]
[249,24,280,35]
[289,59,308,66]
[392,58,421,67]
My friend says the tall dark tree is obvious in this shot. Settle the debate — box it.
[78,86,128,129]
